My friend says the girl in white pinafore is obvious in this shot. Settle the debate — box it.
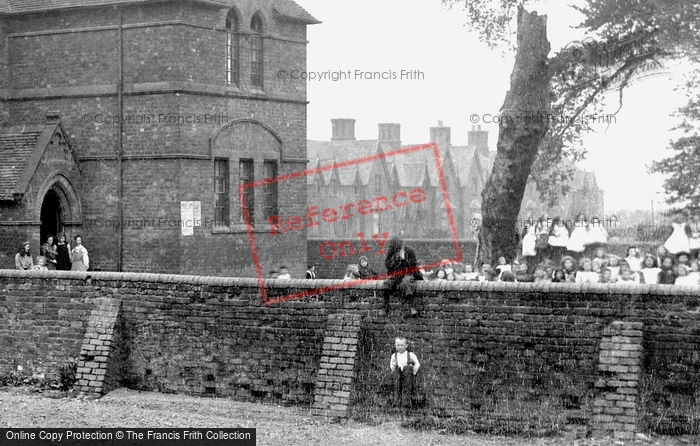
[521,221,537,258]
[664,213,691,255]
[566,214,588,258]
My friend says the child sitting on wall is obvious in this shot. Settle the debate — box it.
[390,336,421,409]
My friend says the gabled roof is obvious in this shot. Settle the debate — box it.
[274,0,320,24]
[307,139,381,186]
[336,163,357,186]
[0,126,42,200]
[395,144,444,187]
[449,145,477,188]
[0,122,75,201]
[394,162,427,188]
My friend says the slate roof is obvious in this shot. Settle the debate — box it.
[274,0,320,24]
[395,145,443,187]
[307,140,381,186]
[0,126,43,200]
[450,145,476,188]
[394,162,427,188]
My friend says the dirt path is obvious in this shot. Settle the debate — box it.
[0,387,694,446]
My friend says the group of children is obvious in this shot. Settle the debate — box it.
[418,245,700,286]
[412,211,700,286]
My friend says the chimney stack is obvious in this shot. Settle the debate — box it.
[468,124,489,156]
[377,123,401,149]
[331,118,356,141]
[429,120,451,148]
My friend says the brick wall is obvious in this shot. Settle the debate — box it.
[0,1,313,276]
[1,270,699,434]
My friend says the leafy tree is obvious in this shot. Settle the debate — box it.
[650,71,700,209]
[442,0,696,264]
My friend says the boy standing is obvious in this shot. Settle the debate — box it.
[390,336,420,408]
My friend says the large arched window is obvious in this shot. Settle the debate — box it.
[250,13,264,88]
[211,120,282,232]
[225,9,239,86]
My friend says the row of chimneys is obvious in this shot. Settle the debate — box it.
[330,118,489,155]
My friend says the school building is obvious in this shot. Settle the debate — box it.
[307,119,605,240]
[0,0,319,276]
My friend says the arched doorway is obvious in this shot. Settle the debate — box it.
[35,173,82,245]
[40,188,62,243]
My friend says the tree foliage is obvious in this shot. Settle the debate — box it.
[443,0,694,207]
[442,0,697,262]
[650,70,700,209]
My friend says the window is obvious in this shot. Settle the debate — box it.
[225,10,239,86]
[330,176,338,197]
[239,159,254,224]
[263,161,278,220]
[214,158,230,227]
[251,14,264,88]
[211,121,282,233]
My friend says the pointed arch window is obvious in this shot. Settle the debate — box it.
[225,10,240,86]
[251,13,264,88]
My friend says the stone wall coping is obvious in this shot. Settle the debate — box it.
[306,238,662,247]
[3,269,700,297]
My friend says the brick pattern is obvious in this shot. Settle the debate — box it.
[592,321,643,440]
[0,1,312,275]
[1,271,700,437]
[312,313,362,418]
[75,297,122,396]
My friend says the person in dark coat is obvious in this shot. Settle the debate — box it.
[55,232,72,271]
[382,235,422,317]
[358,255,377,279]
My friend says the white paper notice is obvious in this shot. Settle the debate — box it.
[180,201,194,236]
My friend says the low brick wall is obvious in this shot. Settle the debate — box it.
[1,270,699,436]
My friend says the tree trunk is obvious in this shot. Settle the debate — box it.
[477,6,552,266]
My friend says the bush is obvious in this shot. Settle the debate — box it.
[58,361,78,391]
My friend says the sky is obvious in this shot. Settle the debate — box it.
[294,0,689,212]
